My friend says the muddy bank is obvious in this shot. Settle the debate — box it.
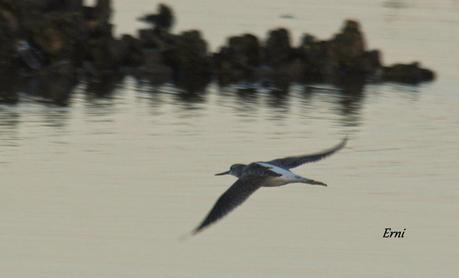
[0,1,435,103]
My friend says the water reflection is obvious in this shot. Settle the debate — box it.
[0,73,429,129]
[0,67,77,106]
[0,107,20,148]
[266,86,291,110]
[40,108,70,129]
[334,77,366,127]
[0,71,20,105]
[84,74,125,99]
[231,86,260,116]
[172,90,208,107]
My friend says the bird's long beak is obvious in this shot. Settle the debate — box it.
[215,170,230,176]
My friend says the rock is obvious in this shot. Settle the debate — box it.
[0,70,20,104]
[16,40,44,70]
[275,58,307,81]
[331,20,366,58]
[138,28,158,48]
[328,19,367,74]
[84,36,120,76]
[382,62,435,83]
[229,34,261,68]
[0,0,121,87]
[0,2,19,33]
[214,33,261,84]
[0,0,88,68]
[31,13,84,64]
[138,48,172,81]
[117,34,144,67]
[264,28,294,67]
[44,0,83,12]
[0,4,438,101]
[356,49,382,74]
[162,30,212,91]
[86,34,145,71]
[299,20,382,80]
[94,0,111,23]
[84,3,113,37]
[80,0,121,75]
[298,35,330,80]
[0,5,17,70]
[138,28,174,49]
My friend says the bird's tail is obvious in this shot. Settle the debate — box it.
[299,177,327,186]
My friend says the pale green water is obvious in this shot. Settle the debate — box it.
[1,1,459,277]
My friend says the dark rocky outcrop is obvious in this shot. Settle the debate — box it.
[264,28,294,67]
[213,19,431,86]
[382,62,435,83]
[298,20,382,80]
[163,30,212,91]
[213,20,384,84]
[0,2,436,104]
[213,33,262,84]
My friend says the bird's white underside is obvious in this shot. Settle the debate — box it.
[256,162,305,187]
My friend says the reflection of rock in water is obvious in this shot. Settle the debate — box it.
[41,109,70,129]
[334,76,366,126]
[0,107,20,129]
[174,90,208,106]
[235,88,258,104]
[84,74,124,98]
[0,61,77,106]
[24,62,77,106]
[267,92,290,120]
[142,84,209,111]
[0,108,20,149]
[301,77,365,127]
[266,81,291,111]
[0,71,20,104]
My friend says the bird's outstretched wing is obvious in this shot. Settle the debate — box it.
[267,137,347,169]
[193,175,265,234]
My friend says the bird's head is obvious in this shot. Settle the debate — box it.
[215,163,246,177]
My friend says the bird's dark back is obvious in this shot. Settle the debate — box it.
[242,163,282,178]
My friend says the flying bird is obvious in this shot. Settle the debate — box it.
[193,137,347,234]
[137,4,175,31]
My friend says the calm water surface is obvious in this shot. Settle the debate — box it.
[1,1,459,277]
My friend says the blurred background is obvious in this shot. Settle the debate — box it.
[0,0,458,277]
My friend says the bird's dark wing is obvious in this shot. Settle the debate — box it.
[267,137,347,169]
[193,175,265,234]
